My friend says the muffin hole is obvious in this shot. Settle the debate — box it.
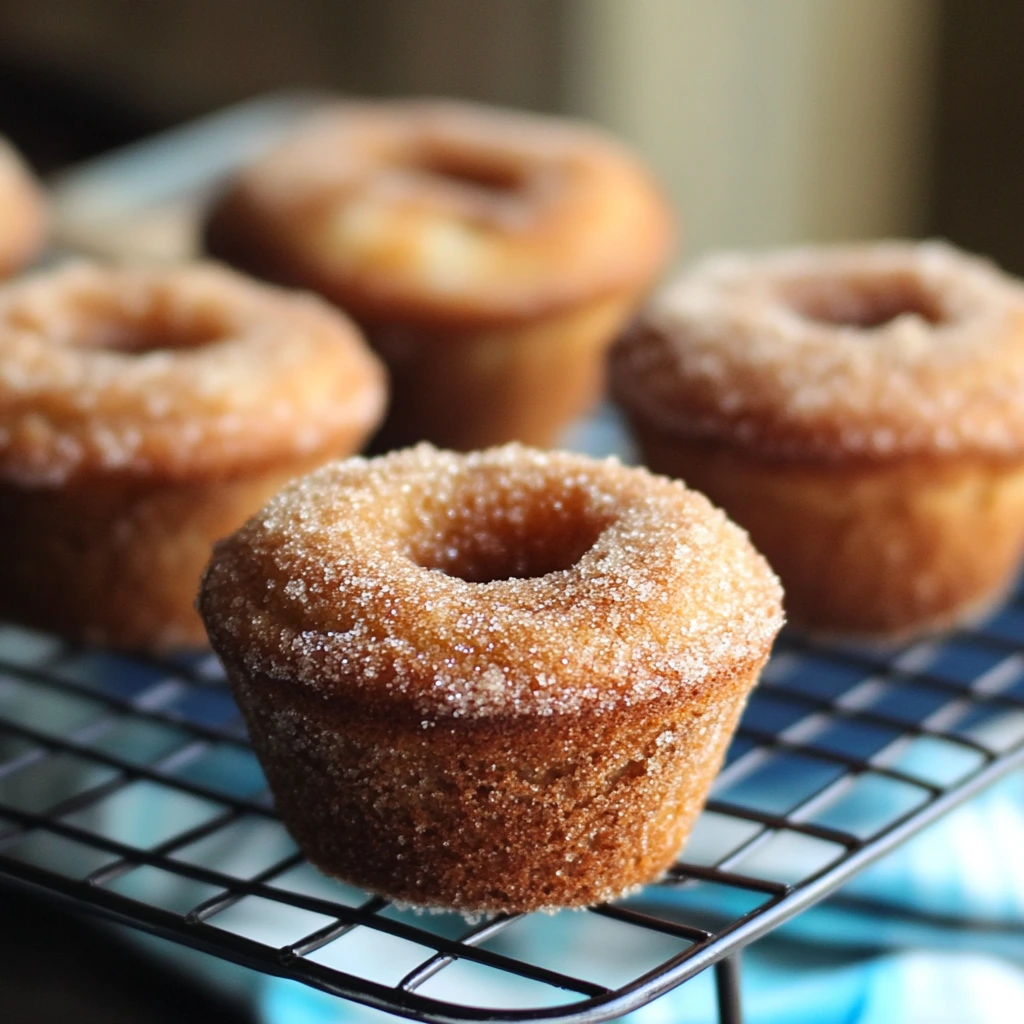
[782,273,946,329]
[66,298,231,354]
[77,317,227,354]
[411,483,611,584]
[412,150,524,196]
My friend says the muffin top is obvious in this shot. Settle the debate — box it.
[205,99,674,327]
[200,444,783,722]
[612,242,1024,461]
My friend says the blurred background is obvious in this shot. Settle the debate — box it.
[0,1,1020,1021]
[0,0,1018,270]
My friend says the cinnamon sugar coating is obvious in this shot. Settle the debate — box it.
[200,445,783,911]
[0,137,47,279]
[0,263,386,486]
[612,242,1024,462]
[0,263,386,649]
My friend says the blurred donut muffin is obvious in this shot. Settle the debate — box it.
[0,262,385,650]
[0,137,47,278]
[205,99,673,450]
[612,241,1024,640]
[199,444,782,912]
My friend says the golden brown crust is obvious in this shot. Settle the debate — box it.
[612,242,1024,463]
[0,137,47,279]
[629,427,1024,639]
[0,458,327,650]
[230,657,765,912]
[369,291,635,451]
[199,444,783,911]
[0,263,386,486]
[204,99,673,329]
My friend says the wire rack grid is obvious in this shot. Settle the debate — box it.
[2,591,1024,1024]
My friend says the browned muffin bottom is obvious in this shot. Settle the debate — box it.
[612,241,1024,639]
[0,137,47,279]
[205,99,674,450]
[199,444,783,913]
[0,262,386,650]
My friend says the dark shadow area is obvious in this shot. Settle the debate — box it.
[0,59,163,172]
[928,1,1024,275]
[0,885,255,1024]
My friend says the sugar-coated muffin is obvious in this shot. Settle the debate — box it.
[199,444,783,912]
[205,99,674,451]
[0,262,386,650]
[612,241,1024,640]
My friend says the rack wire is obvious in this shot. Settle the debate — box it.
[2,591,1024,1024]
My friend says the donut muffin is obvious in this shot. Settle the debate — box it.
[204,99,673,451]
[0,137,47,278]
[199,445,783,913]
[612,241,1024,640]
[0,262,385,650]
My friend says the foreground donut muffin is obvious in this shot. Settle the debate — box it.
[199,444,783,913]
[205,99,673,451]
[612,241,1024,640]
[0,262,385,650]
[0,137,47,278]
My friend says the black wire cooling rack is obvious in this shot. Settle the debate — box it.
[2,598,1024,1024]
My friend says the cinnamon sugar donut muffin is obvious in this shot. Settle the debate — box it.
[204,99,673,451]
[199,444,783,913]
[0,262,385,650]
[0,137,47,278]
[612,241,1024,640]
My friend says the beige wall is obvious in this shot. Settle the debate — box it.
[562,0,938,262]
